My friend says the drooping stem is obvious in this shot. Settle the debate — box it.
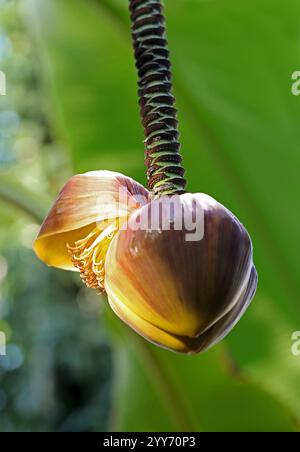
[129,0,186,197]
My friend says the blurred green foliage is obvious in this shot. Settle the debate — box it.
[0,0,300,432]
[0,0,112,432]
[0,249,112,431]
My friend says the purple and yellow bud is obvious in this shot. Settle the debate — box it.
[105,194,257,353]
[34,171,257,354]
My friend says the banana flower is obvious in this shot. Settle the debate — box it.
[34,170,257,354]
[34,0,257,354]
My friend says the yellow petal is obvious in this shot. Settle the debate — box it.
[34,171,149,270]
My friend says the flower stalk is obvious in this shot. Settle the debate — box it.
[129,0,186,197]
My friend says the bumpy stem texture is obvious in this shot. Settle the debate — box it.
[129,0,186,197]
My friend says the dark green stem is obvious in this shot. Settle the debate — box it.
[129,0,186,197]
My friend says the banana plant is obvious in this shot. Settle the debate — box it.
[13,0,300,431]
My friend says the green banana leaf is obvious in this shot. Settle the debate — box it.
[22,0,300,431]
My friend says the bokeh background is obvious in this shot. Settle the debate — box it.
[0,0,300,432]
